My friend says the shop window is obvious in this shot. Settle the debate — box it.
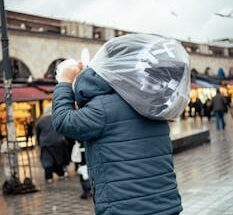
[0,105,7,138]
[188,46,199,53]
[61,27,67,35]
[210,48,224,57]
[93,32,101,39]
[20,23,26,30]
[93,27,103,40]
[45,58,65,79]
[185,47,192,53]
[0,58,31,82]
[115,30,128,37]
[0,101,42,140]
[38,27,44,32]
[229,48,233,57]
[115,30,123,37]
[0,91,39,139]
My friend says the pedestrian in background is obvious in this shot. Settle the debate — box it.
[212,88,227,130]
[194,98,203,120]
[35,104,69,183]
[24,116,34,145]
[203,98,212,121]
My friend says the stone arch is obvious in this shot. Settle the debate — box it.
[0,57,31,81]
[44,58,66,79]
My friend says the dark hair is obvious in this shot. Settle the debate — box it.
[216,88,220,94]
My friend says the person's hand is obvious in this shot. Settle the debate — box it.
[56,59,84,83]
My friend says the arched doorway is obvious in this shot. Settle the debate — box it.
[0,58,31,81]
[44,58,65,79]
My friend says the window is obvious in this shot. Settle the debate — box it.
[93,27,103,40]
[228,48,233,57]
[209,47,224,57]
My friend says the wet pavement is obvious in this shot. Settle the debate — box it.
[175,116,233,215]
[0,115,233,215]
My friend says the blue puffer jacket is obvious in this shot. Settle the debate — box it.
[52,68,182,215]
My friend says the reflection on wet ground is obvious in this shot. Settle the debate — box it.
[0,115,233,215]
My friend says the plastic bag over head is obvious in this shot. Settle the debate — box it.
[89,33,190,120]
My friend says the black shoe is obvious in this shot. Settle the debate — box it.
[80,192,92,200]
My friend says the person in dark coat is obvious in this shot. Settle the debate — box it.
[203,98,212,121]
[24,117,34,145]
[35,105,69,182]
[52,63,182,215]
[194,98,203,119]
[188,100,195,117]
[212,88,227,130]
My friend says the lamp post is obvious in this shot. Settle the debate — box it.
[0,0,37,194]
[0,0,19,179]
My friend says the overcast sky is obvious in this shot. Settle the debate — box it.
[5,0,233,42]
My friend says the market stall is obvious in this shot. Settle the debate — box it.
[0,85,52,147]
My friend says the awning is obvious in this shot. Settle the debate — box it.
[195,80,219,88]
[221,80,233,86]
[36,85,54,93]
[191,83,201,89]
[0,86,52,103]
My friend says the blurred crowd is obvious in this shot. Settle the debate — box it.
[184,89,233,130]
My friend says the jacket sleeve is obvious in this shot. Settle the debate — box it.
[52,83,106,141]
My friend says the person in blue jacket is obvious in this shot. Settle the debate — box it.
[52,60,182,215]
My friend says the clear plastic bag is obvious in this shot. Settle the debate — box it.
[89,34,190,120]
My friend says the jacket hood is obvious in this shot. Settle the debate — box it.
[73,67,113,107]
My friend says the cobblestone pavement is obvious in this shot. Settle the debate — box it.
[0,115,233,215]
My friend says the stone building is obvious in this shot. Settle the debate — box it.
[0,10,232,137]
[0,10,232,81]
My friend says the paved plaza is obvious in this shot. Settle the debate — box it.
[0,115,233,215]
